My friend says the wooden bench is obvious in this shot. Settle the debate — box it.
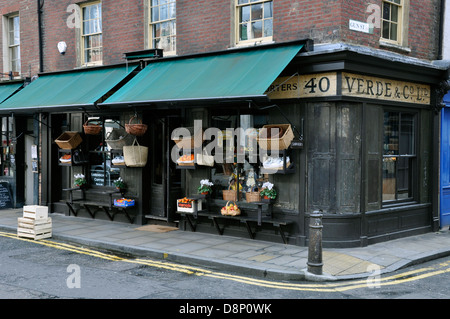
[63,187,135,224]
[176,203,292,244]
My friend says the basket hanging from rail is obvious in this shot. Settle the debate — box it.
[83,119,102,135]
[125,115,148,136]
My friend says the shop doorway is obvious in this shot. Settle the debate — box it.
[440,106,450,228]
[24,133,35,205]
[146,116,182,222]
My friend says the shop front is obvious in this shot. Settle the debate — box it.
[0,40,448,248]
[97,41,448,247]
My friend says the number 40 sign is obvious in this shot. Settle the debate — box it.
[266,73,337,99]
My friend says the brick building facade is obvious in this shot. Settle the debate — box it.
[0,0,443,78]
[0,1,448,247]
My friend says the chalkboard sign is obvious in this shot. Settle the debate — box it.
[0,181,13,209]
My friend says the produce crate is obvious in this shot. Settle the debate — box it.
[177,198,202,213]
[23,205,48,220]
[114,198,135,207]
[17,217,52,240]
[55,131,82,149]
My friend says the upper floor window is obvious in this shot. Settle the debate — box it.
[81,2,102,66]
[149,0,176,55]
[381,0,404,45]
[236,0,273,45]
[7,15,20,76]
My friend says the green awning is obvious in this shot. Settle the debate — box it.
[0,82,23,103]
[0,65,137,113]
[101,43,304,106]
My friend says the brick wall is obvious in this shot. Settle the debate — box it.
[0,0,442,79]
[177,0,232,55]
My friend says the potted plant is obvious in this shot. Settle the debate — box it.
[198,179,213,195]
[74,174,87,188]
[260,182,276,201]
[113,177,126,190]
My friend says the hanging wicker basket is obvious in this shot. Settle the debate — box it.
[257,124,294,150]
[125,115,148,136]
[55,131,82,149]
[106,128,135,150]
[83,119,102,135]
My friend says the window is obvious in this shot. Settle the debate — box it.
[7,15,20,75]
[236,0,273,45]
[149,0,176,55]
[1,117,14,177]
[381,0,403,44]
[382,111,416,203]
[81,2,102,65]
[88,117,120,187]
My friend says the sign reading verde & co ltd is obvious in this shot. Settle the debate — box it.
[266,72,431,105]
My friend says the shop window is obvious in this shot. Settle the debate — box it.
[382,111,416,203]
[88,118,120,187]
[0,117,14,177]
[236,0,273,46]
[149,0,176,55]
[80,1,102,66]
[208,114,268,200]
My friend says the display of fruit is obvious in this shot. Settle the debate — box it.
[59,154,71,162]
[178,197,194,203]
[221,201,240,216]
[177,154,194,162]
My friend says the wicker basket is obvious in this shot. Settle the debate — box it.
[106,128,135,150]
[125,116,148,136]
[221,201,241,216]
[222,184,242,201]
[257,124,294,150]
[172,126,203,149]
[83,119,102,135]
[246,188,261,203]
[55,132,82,149]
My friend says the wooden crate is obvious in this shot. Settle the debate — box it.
[17,217,52,240]
[23,205,48,220]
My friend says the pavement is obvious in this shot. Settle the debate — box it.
[1,208,450,282]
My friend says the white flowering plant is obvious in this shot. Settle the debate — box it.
[260,181,277,199]
[198,179,214,194]
[74,174,87,187]
[113,177,126,189]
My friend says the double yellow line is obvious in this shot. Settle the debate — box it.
[1,230,449,292]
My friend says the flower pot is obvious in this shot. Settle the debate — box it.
[201,192,209,195]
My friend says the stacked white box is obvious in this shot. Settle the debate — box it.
[17,205,52,240]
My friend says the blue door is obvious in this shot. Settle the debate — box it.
[440,95,450,228]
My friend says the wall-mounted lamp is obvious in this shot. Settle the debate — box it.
[57,41,67,55]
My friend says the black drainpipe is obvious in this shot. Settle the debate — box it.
[438,0,445,60]
[37,0,44,72]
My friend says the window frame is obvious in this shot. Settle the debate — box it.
[382,110,418,205]
[148,0,176,56]
[380,0,409,48]
[4,14,21,77]
[80,1,103,66]
[235,0,273,46]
